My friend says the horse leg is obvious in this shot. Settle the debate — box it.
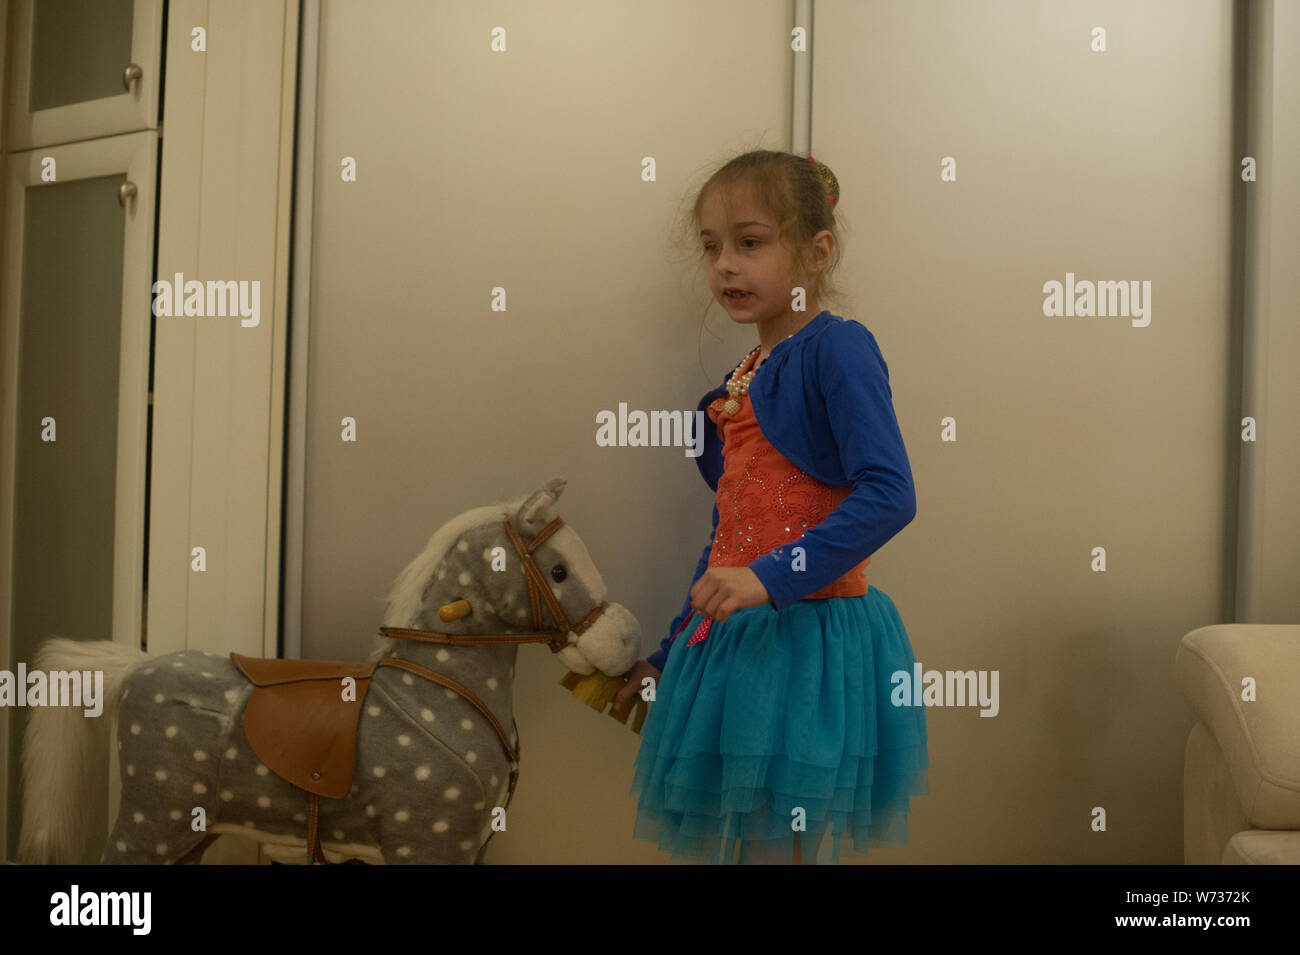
[101,809,151,864]
[102,802,220,865]
[174,834,219,864]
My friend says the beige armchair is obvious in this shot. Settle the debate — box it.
[1177,624,1300,864]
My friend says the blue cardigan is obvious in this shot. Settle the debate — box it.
[646,309,916,671]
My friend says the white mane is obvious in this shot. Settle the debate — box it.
[371,493,527,659]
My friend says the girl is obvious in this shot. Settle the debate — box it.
[614,150,929,865]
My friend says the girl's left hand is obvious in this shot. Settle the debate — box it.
[690,567,771,622]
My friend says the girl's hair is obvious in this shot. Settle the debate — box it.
[671,148,849,333]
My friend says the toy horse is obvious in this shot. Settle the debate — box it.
[18,478,641,864]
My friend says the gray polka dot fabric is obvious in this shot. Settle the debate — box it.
[105,644,518,864]
[95,481,636,865]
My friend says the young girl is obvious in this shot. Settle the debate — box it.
[615,150,929,865]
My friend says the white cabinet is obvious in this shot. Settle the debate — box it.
[6,0,163,150]
[0,0,163,860]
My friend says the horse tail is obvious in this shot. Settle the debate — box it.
[17,637,150,864]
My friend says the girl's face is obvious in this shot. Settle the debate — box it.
[698,188,806,326]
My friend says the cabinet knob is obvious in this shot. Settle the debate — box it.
[118,181,137,208]
[122,63,142,91]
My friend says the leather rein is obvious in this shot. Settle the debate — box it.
[371,515,608,818]
[299,515,606,865]
[378,515,609,655]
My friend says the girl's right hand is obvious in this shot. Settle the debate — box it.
[610,659,661,721]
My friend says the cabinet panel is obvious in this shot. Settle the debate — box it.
[0,130,159,859]
[6,0,162,150]
[31,0,135,112]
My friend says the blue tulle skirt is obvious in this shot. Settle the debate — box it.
[630,586,929,864]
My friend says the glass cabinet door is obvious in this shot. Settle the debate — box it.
[0,131,158,861]
[6,0,163,150]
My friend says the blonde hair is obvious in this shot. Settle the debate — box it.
[671,148,850,335]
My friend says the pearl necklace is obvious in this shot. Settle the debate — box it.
[723,347,763,415]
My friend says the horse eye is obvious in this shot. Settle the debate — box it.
[551,564,567,582]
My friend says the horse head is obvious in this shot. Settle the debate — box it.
[377,478,641,677]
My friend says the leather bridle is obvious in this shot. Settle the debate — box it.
[360,516,610,861]
[378,516,610,652]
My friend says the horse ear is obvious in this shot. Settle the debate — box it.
[518,478,566,531]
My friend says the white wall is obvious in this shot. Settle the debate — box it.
[298,0,1300,863]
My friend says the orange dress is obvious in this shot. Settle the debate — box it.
[705,347,870,598]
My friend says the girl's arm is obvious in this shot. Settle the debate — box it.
[749,320,916,610]
[647,503,720,670]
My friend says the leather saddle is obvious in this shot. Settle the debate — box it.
[223,514,606,863]
[230,648,520,864]
[231,652,379,799]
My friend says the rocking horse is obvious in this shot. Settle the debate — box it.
[18,478,641,864]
